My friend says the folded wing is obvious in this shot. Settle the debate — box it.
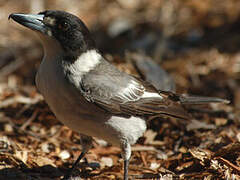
[80,59,228,120]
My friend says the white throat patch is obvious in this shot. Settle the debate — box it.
[70,49,101,75]
[63,49,102,88]
[62,49,101,88]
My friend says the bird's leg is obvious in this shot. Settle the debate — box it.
[121,139,131,180]
[124,159,129,180]
[63,134,93,180]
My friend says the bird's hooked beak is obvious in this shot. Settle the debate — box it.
[9,13,45,33]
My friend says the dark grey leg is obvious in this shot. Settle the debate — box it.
[62,134,93,180]
[121,139,131,180]
[124,159,129,180]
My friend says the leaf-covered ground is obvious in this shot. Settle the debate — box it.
[0,1,239,179]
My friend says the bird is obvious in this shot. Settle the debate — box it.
[9,10,229,180]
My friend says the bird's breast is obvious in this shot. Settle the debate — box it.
[36,58,109,131]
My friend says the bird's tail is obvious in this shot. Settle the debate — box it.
[178,94,230,105]
[159,90,230,105]
[155,91,230,120]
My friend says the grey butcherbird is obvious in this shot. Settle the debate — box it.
[9,10,229,180]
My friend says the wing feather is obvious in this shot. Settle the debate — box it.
[80,60,189,119]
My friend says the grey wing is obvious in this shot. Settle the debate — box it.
[81,60,144,111]
[80,60,189,119]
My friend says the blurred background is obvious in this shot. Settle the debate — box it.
[0,0,240,179]
[1,0,239,96]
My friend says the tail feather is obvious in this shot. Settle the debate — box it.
[153,90,230,120]
[179,94,230,105]
[159,90,230,105]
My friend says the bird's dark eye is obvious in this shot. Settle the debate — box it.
[58,22,70,31]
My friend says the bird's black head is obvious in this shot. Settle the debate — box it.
[9,10,96,61]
